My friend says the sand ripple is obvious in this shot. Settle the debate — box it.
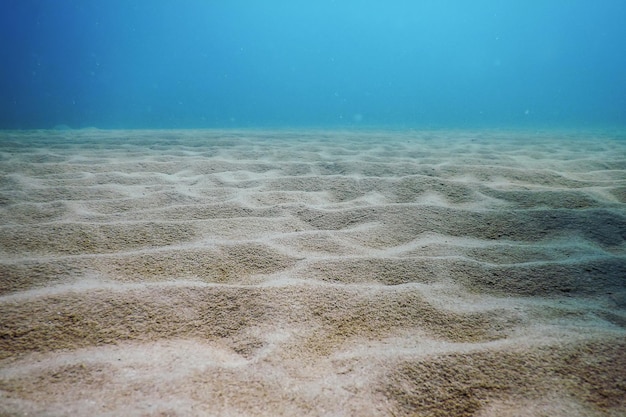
[1,129,625,416]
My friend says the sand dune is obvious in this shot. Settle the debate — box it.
[1,129,625,416]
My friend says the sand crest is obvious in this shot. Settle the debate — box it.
[1,129,625,416]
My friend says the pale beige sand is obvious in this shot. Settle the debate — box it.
[1,128,625,417]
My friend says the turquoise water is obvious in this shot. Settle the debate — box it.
[1,1,625,129]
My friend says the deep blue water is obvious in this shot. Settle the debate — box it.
[1,0,626,129]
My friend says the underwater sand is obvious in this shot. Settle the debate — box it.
[0,129,625,416]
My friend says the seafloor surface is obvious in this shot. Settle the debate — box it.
[0,129,625,417]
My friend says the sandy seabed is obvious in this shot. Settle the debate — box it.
[0,128,625,417]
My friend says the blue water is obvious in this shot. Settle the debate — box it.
[2,0,625,129]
